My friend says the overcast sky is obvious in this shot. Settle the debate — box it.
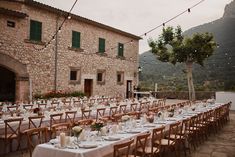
[36,0,233,53]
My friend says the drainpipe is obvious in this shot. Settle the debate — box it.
[54,15,59,92]
[29,77,32,102]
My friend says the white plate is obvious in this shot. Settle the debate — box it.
[79,144,98,149]
[103,136,120,141]
[126,130,142,134]
[49,139,59,144]
[143,124,156,127]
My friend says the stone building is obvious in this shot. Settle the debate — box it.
[0,0,141,102]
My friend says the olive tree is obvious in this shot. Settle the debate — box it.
[148,26,216,100]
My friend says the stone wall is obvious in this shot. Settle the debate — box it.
[0,1,139,101]
[152,91,215,100]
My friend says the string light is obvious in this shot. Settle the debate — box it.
[34,0,206,61]
[34,0,78,51]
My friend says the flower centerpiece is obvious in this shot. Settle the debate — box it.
[72,126,83,143]
[157,111,162,118]
[91,120,104,132]
[167,107,175,117]
[147,114,154,123]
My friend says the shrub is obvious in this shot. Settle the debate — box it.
[33,90,85,99]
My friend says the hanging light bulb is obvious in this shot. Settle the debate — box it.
[163,23,165,27]
[58,27,62,33]
[68,15,71,19]
[188,8,191,13]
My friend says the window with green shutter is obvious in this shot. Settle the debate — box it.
[72,31,80,48]
[30,20,42,41]
[118,43,124,57]
[99,38,105,53]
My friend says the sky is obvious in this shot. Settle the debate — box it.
[36,0,233,53]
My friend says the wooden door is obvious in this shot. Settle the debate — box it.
[84,79,93,97]
[126,80,132,98]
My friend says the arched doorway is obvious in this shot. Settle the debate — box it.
[0,66,16,102]
[0,53,29,102]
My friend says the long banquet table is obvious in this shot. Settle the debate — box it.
[32,103,224,157]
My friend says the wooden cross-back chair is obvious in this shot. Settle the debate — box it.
[135,132,151,157]
[0,117,23,154]
[74,119,93,126]
[28,115,44,129]
[65,111,77,125]
[119,105,127,114]
[96,108,106,121]
[7,105,18,112]
[158,99,165,107]
[38,103,47,110]
[113,138,134,157]
[23,104,33,110]
[130,103,138,112]
[156,122,181,157]
[90,99,96,104]
[109,106,118,116]
[49,113,63,132]
[51,102,59,108]
[25,127,48,157]
[81,109,92,120]
[51,122,70,138]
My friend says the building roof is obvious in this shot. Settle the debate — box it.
[23,0,142,40]
[0,7,28,18]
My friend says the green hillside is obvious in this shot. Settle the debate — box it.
[139,0,235,91]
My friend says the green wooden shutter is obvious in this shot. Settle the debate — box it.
[30,20,42,41]
[72,31,80,48]
[118,43,124,56]
[99,38,105,53]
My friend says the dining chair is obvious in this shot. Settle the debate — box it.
[38,103,47,109]
[74,119,94,126]
[7,105,18,112]
[65,110,77,125]
[155,122,181,157]
[119,105,127,115]
[137,126,165,157]
[24,127,48,157]
[130,103,138,112]
[112,113,123,123]
[96,108,106,121]
[28,115,45,129]
[109,106,118,116]
[81,109,92,120]
[113,138,135,157]
[51,122,70,138]
[0,117,23,154]
[23,104,33,110]
[135,132,151,157]
[48,113,63,137]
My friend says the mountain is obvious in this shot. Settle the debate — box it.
[139,0,235,91]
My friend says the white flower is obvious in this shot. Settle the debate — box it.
[72,126,83,133]
[122,115,130,121]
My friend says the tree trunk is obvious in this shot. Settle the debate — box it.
[186,62,196,101]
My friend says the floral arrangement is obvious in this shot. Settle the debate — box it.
[157,111,162,117]
[167,107,175,113]
[91,120,104,131]
[147,115,154,123]
[34,90,85,99]
[121,115,130,122]
[72,126,83,137]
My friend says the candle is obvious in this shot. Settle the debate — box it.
[60,132,66,148]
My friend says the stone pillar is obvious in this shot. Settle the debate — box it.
[15,76,29,102]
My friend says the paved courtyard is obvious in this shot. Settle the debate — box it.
[189,111,235,157]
